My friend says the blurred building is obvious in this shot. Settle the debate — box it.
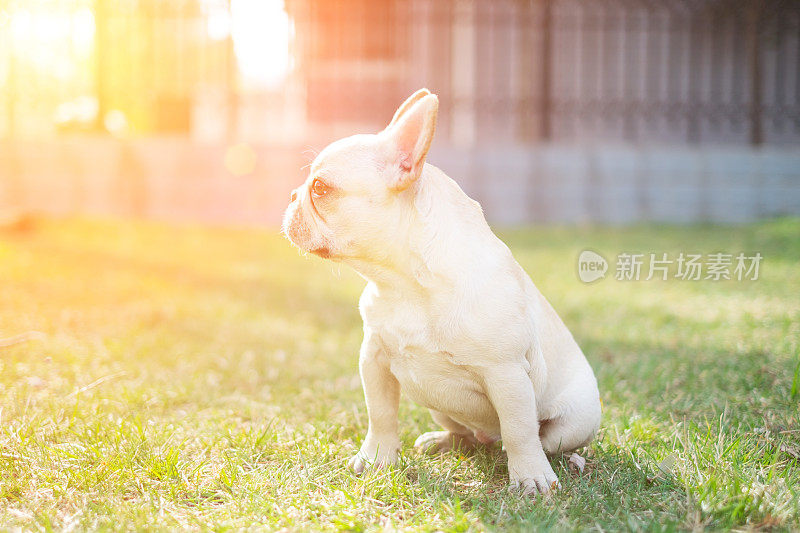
[285,0,800,147]
[3,0,799,146]
[1,0,799,225]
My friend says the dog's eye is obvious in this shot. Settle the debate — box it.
[311,179,330,197]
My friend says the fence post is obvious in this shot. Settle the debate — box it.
[746,0,763,146]
[6,16,15,138]
[225,0,238,140]
[539,0,552,141]
[95,0,108,132]
[517,0,535,142]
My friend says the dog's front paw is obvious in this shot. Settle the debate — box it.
[508,455,561,495]
[348,437,400,474]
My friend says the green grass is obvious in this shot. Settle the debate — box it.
[1,216,798,531]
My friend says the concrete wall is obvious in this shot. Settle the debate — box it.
[437,145,800,225]
[0,138,305,226]
[1,138,798,226]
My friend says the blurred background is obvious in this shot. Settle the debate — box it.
[1,0,799,226]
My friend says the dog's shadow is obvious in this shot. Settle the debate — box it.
[393,440,687,529]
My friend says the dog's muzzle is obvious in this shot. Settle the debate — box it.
[283,193,333,258]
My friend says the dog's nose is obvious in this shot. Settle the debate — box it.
[290,189,298,203]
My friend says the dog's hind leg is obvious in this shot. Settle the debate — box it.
[414,410,479,453]
[539,385,601,455]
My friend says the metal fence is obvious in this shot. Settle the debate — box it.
[303,0,800,147]
[529,0,800,146]
[487,0,800,146]
[1,0,798,146]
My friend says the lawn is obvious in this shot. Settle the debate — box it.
[1,216,798,531]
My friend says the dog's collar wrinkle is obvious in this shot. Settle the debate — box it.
[356,182,454,294]
[343,173,467,296]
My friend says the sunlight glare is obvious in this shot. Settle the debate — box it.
[8,6,94,78]
[230,0,290,89]
[205,2,231,40]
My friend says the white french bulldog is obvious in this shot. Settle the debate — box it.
[283,89,601,494]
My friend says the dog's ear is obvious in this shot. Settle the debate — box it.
[383,92,438,191]
[388,88,431,127]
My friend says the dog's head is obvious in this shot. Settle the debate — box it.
[282,89,438,262]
